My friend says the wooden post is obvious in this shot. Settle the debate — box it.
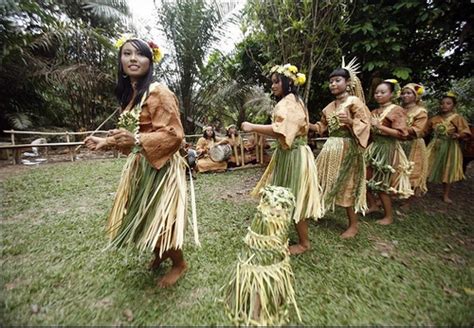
[255,133,260,163]
[260,135,264,164]
[10,131,17,165]
[66,132,74,162]
[231,134,239,166]
[240,135,245,167]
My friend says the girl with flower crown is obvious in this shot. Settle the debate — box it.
[309,60,371,238]
[426,93,471,203]
[241,64,322,255]
[365,79,413,225]
[84,36,198,288]
[399,83,429,200]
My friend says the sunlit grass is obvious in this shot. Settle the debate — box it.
[1,159,472,325]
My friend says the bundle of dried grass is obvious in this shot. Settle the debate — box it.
[221,185,301,325]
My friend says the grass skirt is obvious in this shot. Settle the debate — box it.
[401,138,428,194]
[106,152,188,256]
[365,135,414,199]
[427,136,465,183]
[316,133,367,214]
[222,186,301,325]
[251,140,322,222]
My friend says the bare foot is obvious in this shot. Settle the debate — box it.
[340,226,358,239]
[376,217,393,225]
[157,262,187,288]
[289,244,310,255]
[365,206,380,214]
[443,196,453,204]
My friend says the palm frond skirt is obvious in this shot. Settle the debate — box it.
[106,152,188,256]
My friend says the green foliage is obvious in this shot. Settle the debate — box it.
[0,0,131,131]
[343,0,473,104]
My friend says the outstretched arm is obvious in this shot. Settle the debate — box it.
[241,122,281,138]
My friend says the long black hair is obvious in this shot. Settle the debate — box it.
[271,73,300,101]
[115,39,154,110]
[202,127,216,141]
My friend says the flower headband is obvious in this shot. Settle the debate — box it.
[402,83,424,101]
[445,91,457,99]
[270,63,306,86]
[114,33,163,63]
[384,79,401,98]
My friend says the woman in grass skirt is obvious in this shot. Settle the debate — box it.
[310,58,371,238]
[85,35,198,288]
[426,92,471,203]
[365,79,413,225]
[399,83,429,198]
[241,63,322,255]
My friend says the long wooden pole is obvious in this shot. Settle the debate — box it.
[75,107,120,152]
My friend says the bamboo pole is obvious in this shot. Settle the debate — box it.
[260,135,264,164]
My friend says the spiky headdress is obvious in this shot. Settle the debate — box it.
[341,57,365,103]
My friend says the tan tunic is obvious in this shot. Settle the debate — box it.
[110,83,184,170]
[272,93,308,149]
[427,113,471,137]
[402,104,428,193]
[371,104,408,138]
[314,96,371,147]
[195,137,228,173]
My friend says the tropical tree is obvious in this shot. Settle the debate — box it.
[156,0,240,133]
[241,0,348,105]
[0,0,131,132]
[341,0,473,106]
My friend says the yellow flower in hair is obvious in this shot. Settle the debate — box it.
[115,33,135,49]
[287,65,298,74]
[148,41,163,63]
[296,73,306,86]
[446,91,457,98]
[384,79,399,85]
[416,85,424,95]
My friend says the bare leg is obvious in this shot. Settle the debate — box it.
[366,191,380,214]
[443,183,453,203]
[341,207,358,238]
[289,220,310,255]
[376,192,393,225]
[158,249,187,288]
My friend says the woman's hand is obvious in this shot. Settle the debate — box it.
[241,121,253,133]
[108,129,135,148]
[84,136,107,150]
[338,111,353,126]
[371,118,380,128]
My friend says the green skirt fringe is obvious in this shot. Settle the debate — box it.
[251,141,322,222]
[365,135,414,199]
[427,136,465,183]
[316,135,367,214]
[106,152,189,256]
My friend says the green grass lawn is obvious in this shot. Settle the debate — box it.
[1,159,473,325]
